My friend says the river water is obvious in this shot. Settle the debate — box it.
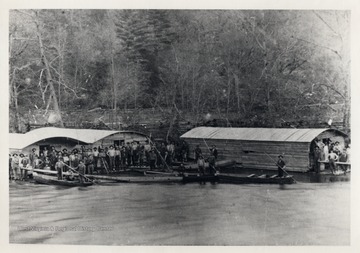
[9,180,350,246]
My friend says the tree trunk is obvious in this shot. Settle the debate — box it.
[226,72,231,116]
[13,86,22,132]
[343,81,350,131]
[111,53,117,128]
[233,73,241,113]
[34,13,64,127]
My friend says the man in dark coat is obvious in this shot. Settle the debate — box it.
[194,145,202,162]
[149,150,157,171]
[29,148,37,169]
[313,146,321,173]
[208,154,217,175]
[77,160,86,183]
[277,155,286,177]
[211,145,218,160]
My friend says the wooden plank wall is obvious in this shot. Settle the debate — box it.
[15,139,81,156]
[183,138,310,172]
[93,133,148,147]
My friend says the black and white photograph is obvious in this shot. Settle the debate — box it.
[1,0,360,252]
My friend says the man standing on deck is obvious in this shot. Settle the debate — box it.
[314,146,321,173]
[11,154,20,180]
[194,145,202,162]
[159,143,167,169]
[9,154,13,180]
[197,155,205,175]
[338,148,348,173]
[87,155,95,175]
[29,148,37,169]
[149,149,157,170]
[107,145,116,171]
[72,154,80,170]
[20,154,29,180]
[121,145,126,167]
[55,157,65,180]
[208,154,217,175]
[77,160,87,183]
[34,155,44,170]
[92,147,99,171]
[277,155,286,177]
[115,145,121,170]
[125,142,132,166]
[211,145,218,160]
[328,150,339,174]
[181,141,189,162]
[43,147,48,157]
[323,140,330,163]
[49,146,58,170]
[144,140,151,164]
[131,141,139,166]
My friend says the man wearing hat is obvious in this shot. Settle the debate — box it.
[211,145,218,160]
[328,150,339,174]
[149,149,157,171]
[29,148,37,169]
[77,160,86,183]
[62,148,69,156]
[11,154,20,180]
[19,153,29,180]
[277,154,286,177]
[197,155,205,175]
[107,145,116,171]
[194,145,202,162]
[9,154,13,180]
[55,157,65,180]
[92,147,99,170]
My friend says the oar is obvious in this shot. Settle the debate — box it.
[262,152,297,183]
[101,157,110,174]
[61,162,95,184]
[146,137,172,173]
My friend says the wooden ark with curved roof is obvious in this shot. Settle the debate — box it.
[180,127,349,172]
[9,127,149,154]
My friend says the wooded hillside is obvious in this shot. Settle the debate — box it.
[9,10,350,135]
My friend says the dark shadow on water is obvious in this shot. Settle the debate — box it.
[278,184,287,190]
[77,186,94,191]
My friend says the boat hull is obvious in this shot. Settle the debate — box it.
[218,174,295,184]
[33,172,93,187]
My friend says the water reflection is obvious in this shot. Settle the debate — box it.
[9,180,350,245]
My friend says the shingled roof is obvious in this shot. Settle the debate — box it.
[181,127,346,142]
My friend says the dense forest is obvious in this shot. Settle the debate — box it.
[9,10,350,134]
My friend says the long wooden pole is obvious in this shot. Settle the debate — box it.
[146,137,172,172]
[262,152,297,183]
[61,162,94,183]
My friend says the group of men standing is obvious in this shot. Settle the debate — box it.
[193,144,219,175]
[9,139,192,180]
[313,138,351,173]
[9,150,37,180]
